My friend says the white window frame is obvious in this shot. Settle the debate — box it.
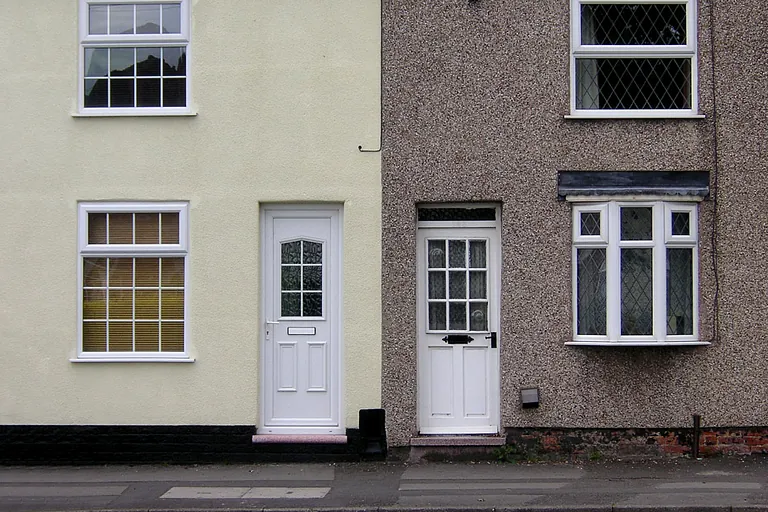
[73,201,192,362]
[568,0,700,119]
[568,200,706,346]
[77,0,193,117]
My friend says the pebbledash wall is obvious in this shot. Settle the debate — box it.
[0,1,381,462]
[381,0,768,456]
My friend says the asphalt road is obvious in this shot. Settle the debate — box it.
[1,456,768,511]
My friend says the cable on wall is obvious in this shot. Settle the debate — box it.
[708,0,720,343]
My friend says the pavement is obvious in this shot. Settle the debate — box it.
[2,457,768,512]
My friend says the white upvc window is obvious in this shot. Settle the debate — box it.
[569,0,698,118]
[75,202,191,361]
[570,201,702,345]
[78,0,191,115]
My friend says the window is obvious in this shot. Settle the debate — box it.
[77,202,189,360]
[78,1,190,114]
[571,201,700,344]
[570,0,697,117]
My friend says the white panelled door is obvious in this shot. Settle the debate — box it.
[260,206,341,434]
[417,225,500,434]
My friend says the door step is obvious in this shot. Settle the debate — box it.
[252,434,348,444]
[409,436,505,462]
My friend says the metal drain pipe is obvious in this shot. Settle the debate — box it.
[692,414,701,459]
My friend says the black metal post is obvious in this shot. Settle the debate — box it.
[692,414,701,459]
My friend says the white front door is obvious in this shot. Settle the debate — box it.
[260,206,342,434]
[417,224,500,434]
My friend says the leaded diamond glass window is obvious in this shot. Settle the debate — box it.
[572,201,698,342]
[572,1,696,114]
[427,238,488,332]
[281,240,323,317]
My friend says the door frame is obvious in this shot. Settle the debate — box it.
[258,204,344,435]
[416,205,501,434]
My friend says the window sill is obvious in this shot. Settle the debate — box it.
[565,341,710,347]
[565,112,705,120]
[72,109,197,118]
[70,356,195,363]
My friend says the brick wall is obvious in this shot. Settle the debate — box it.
[505,428,768,459]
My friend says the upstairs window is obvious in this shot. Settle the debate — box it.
[570,0,697,118]
[78,1,190,115]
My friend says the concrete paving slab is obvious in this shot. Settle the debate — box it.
[397,493,543,507]
[401,464,584,480]
[241,487,331,499]
[0,485,127,497]
[400,482,569,491]
[160,486,251,499]
[657,482,761,490]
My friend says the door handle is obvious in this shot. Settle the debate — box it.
[265,320,279,341]
[485,332,497,349]
[266,320,280,325]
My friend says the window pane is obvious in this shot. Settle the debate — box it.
[136,3,161,33]
[110,48,135,76]
[303,241,322,264]
[163,77,186,107]
[469,271,486,299]
[162,47,186,76]
[449,271,466,299]
[303,293,322,316]
[108,289,133,319]
[621,248,653,335]
[135,290,159,319]
[160,212,179,243]
[428,271,445,299]
[137,48,161,76]
[448,240,465,268]
[83,289,106,319]
[135,213,159,243]
[109,213,133,243]
[449,302,466,331]
[576,58,691,110]
[577,248,606,335]
[580,212,601,236]
[469,302,487,331]
[83,258,107,287]
[281,242,300,264]
[672,212,690,236]
[429,303,446,330]
[581,4,687,46]
[282,292,300,316]
[137,78,161,107]
[108,322,133,351]
[621,207,653,240]
[109,4,134,34]
[161,289,184,320]
[84,48,108,77]
[135,322,160,351]
[428,240,445,268]
[109,258,133,286]
[162,3,182,33]
[303,266,322,291]
[84,79,108,108]
[667,248,693,335]
[111,78,135,107]
[418,208,496,222]
[469,240,486,268]
[135,257,159,286]
[89,5,108,34]
[281,266,300,291]
[88,213,107,244]
[83,322,107,351]
[160,258,184,287]
[161,322,184,351]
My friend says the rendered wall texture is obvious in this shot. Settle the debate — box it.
[0,1,381,428]
[382,0,768,446]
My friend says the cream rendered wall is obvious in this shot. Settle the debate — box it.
[0,0,381,428]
